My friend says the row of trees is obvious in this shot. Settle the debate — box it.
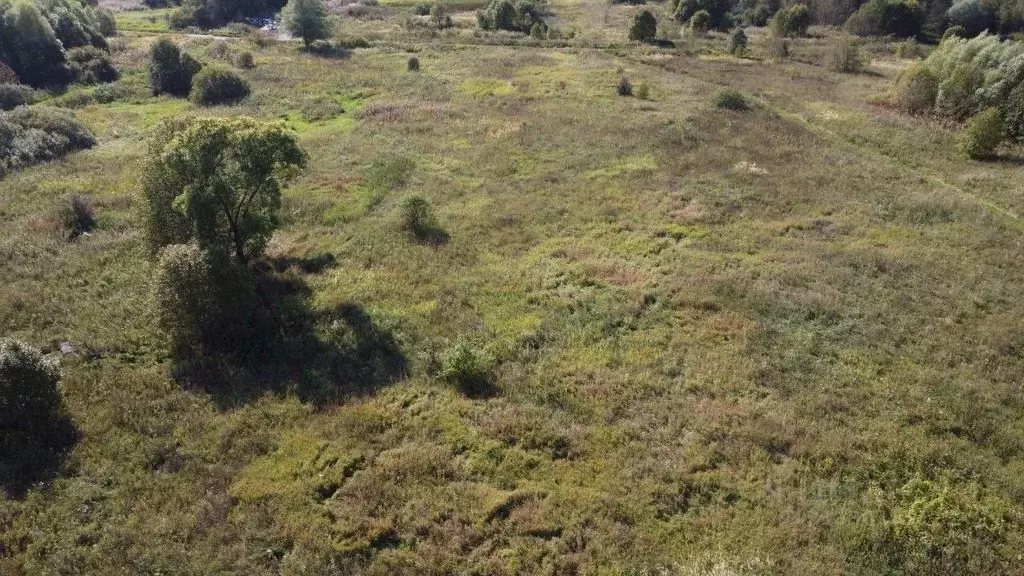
[0,0,117,88]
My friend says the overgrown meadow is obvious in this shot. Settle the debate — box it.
[2,2,1024,574]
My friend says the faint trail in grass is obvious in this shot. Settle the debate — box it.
[756,97,1023,226]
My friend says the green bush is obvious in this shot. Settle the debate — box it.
[236,51,255,69]
[399,195,447,243]
[672,0,730,29]
[171,0,288,29]
[729,27,748,56]
[439,338,495,397]
[67,45,119,85]
[629,10,657,42]
[189,66,250,106]
[0,1,71,87]
[412,2,431,14]
[770,3,810,37]
[477,0,545,33]
[0,106,96,177]
[918,34,1024,125]
[713,89,749,110]
[95,6,118,37]
[0,83,36,111]
[617,76,633,96]
[0,338,61,436]
[407,56,420,71]
[957,106,1003,159]
[150,39,201,97]
[945,0,990,37]
[893,63,937,113]
[690,9,711,33]
[844,0,921,38]
[635,82,650,100]
[154,243,221,361]
[826,36,864,73]
[53,193,96,240]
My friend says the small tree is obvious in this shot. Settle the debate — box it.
[728,27,747,56]
[189,66,251,106]
[617,76,633,96]
[893,63,937,113]
[142,117,307,264]
[150,38,200,97]
[770,3,809,37]
[282,0,332,48]
[629,10,657,42]
[957,107,1002,159]
[825,36,864,73]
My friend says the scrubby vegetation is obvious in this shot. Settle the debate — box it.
[476,0,546,33]
[629,9,657,42]
[188,66,251,105]
[3,4,1024,575]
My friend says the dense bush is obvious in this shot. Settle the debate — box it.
[672,0,731,28]
[770,3,811,36]
[0,83,36,111]
[0,106,96,177]
[629,10,657,42]
[154,243,221,360]
[0,0,117,88]
[635,82,650,99]
[893,63,938,113]
[66,45,119,85]
[826,36,864,73]
[0,338,72,491]
[713,89,749,110]
[729,27,748,56]
[844,0,921,38]
[690,9,711,32]
[942,23,967,38]
[150,39,201,97]
[914,33,1024,135]
[282,0,332,48]
[189,66,250,105]
[1004,82,1024,141]
[957,106,1003,158]
[477,0,545,33]
[407,56,420,71]
[400,195,446,243]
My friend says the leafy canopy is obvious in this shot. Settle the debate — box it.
[144,117,307,264]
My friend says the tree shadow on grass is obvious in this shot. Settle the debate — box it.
[0,416,77,498]
[174,253,407,409]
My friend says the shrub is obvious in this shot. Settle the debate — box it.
[53,193,96,240]
[826,36,864,73]
[171,0,289,29]
[236,51,255,69]
[530,21,546,38]
[844,0,921,38]
[412,2,431,14]
[617,76,633,96]
[282,0,332,48]
[0,338,61,439]
[400,195,446,243]
[957,106,1002,159]
[189,66,250,105]
[439,338,495,397]
[96,7,118,37]
[150,39,201,97]
[431,2,453,28]
[942,24,967,39]
[0,106,96,176]
[477,0,545,33]
[690,9,711,33]
[895,38,926,59]
[66,46,119,85]
[0,1,71,87]
[917,34,1024,123]
[713,89,749,110]
[154,243,221,360]
[672,0,730,28]
[0,84,35,111]
[893,64,938,113]
[407,56,420,71]
[629,10,657,42]
[770,3,810,37]
[635,82,650,99]
[729,27,748,56]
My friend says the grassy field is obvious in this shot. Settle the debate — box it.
[3,2,1024,574]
